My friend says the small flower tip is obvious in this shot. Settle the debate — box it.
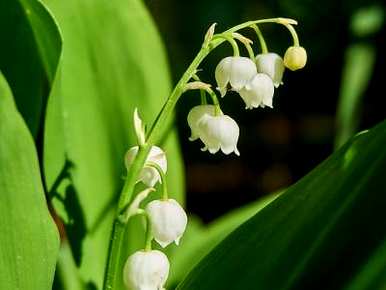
[204,23,217,43]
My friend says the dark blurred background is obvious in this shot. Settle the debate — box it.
[146,0,385,223]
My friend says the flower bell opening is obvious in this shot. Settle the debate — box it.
[123,250,169,290]
[146,199,188,248]
[215,56,257,97]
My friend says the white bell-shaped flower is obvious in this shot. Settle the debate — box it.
[123,250,169,290]
[199,114,240,156]
[187,105,216,141]
[255,53,285,88]
[187,105,240,155]
[215,56,257,96]
[125,146,167,187]
[239,73,275,109]
[146,199,188,248]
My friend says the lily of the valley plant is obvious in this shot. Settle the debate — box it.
[102,17,307,290]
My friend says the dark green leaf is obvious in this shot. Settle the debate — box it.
[169,193,280,285]
[0,0,61,137]
[343,238,386,290]
[178,121,386,290]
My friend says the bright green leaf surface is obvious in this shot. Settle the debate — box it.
[169,193,280,286]
[41,0,184,288]
[0,72,60,290]
[178,121,386,290]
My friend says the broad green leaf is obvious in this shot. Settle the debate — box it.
[0,0,61,137]
[169,193,280,286]
[0,72,60,289]
[178,120,386,290]
[41,0,184,288]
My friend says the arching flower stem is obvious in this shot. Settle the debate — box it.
[251,24,268,54]
[103,17,299,290]
[146,161,169,200]
[283,23,300,46]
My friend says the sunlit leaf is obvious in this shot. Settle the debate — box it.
[41,0,185,288]
[0,72,60,290]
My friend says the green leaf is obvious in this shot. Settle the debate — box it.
[334,6,381,149]
[334,43,375,148]
[41,0,184,288]
[0,0,61,137]
[169,193,280,286]
[177,120,386,290]
[343,238,386,290]
[0,72,60,290]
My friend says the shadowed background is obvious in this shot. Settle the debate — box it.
[146,0,385,222]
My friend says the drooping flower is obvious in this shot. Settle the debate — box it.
[187,105,216,142]
[146,199,188,248]
[283,46,307,71]
[239,73,275,109]
[187,105,240,155]
[255,53,285,88]
[125,146,167,187]
[215,56,257,96]
[123,250,169,290]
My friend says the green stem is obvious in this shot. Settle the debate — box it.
[144,213,153,251]
[146,162,168,200]
[244,42,255,60]
[284,24,300,46]
[103,220,126,290]
[103,17,296,290]
[103,144,151,290]
[212,34,240,56]
[200,90,207,104]
[251,24,268,54]
[192,74,207,104]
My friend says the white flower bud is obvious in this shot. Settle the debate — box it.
[123,250,169,290]
[146,199,188,248]
[125,146,167,187]
[284,46,307,71]
[239,73,274,109]
[255,53,285,88]
[215,56,257,96]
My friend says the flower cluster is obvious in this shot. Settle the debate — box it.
[123,145,187,290]
[187,24,306,156]
[120,19,307,290]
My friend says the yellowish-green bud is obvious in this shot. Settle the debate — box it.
[284,46,307,71]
